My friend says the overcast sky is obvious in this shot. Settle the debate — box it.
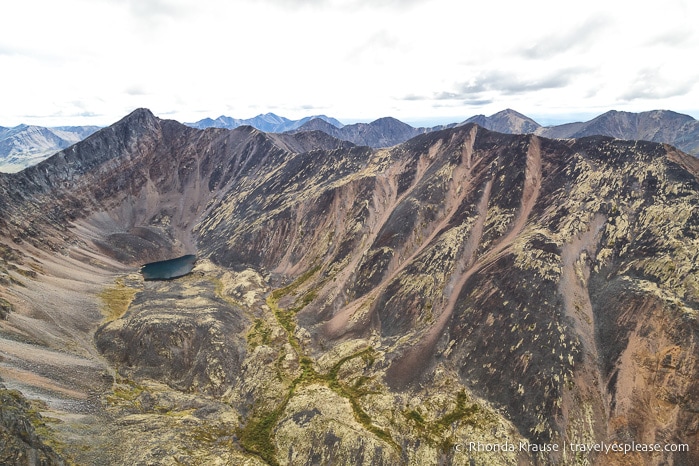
[1,0,698,127]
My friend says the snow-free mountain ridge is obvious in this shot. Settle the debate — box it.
[3,109,699,174]
[186,113,344,132]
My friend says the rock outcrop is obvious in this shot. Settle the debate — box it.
[0,380,66,466]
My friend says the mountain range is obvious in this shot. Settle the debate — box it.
[186,113,345,132]
[188,108,699,157]
[3,109,699,174]
[1,108,698,465]
[472,108,699,156]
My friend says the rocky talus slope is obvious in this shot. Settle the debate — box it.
[0,109,698,465]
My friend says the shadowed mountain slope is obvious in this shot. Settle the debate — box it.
[292,109,699,156]
[1,108,699,465]
[536,109,699,155]
[463,109,699,157]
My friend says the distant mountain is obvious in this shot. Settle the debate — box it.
[186,113,344,132]
[459,109,699,156]
[0,124,100,172]
[292,116,455,148]
[535,110,699,155]
[5,109,699,175]
[463,108,541,134]
[294,108,699,155]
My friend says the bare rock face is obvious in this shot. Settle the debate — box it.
[95,267,249,397]
[1,108,699,465]
[0,382,66,465]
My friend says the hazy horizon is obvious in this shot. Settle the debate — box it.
[2,0,698,128]
[3,107,699,130]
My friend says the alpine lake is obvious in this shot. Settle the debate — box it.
[140,254,197,280]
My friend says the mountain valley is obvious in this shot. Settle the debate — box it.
[1,108,698,465]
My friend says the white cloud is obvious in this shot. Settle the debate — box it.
[0,0,698,126]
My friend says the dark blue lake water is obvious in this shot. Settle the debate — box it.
[140,254,197,280]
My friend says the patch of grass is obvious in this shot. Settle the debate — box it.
[243,274,400,464]
[99,279,137,321]
[273,301,297,335]
[209,276,243,307]
[247,318,272,348]
[405,409,425,425]
[106,383,143,406]
[347,396,397,447]
[298,356,320,384]
[436,390,481,429]
[326,348,374,386]
[192,422,237,447]
[288,289,318,314]
[267,295,304,357]
[397,390,496,451]
[239,285,312,465]
[270,265,321,301]
[106,377,146,408]
[237,397,290,466]
[323,348,400,451]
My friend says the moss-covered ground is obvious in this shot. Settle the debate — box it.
[238,266,400,464]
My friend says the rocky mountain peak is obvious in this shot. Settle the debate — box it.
[370,116,408,126]
[464,108,541,134]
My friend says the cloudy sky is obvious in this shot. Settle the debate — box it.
[1,0,698,127]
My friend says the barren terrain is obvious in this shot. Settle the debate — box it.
[1,109,698,465]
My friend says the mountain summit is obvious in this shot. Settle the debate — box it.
[463,108,541,133]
